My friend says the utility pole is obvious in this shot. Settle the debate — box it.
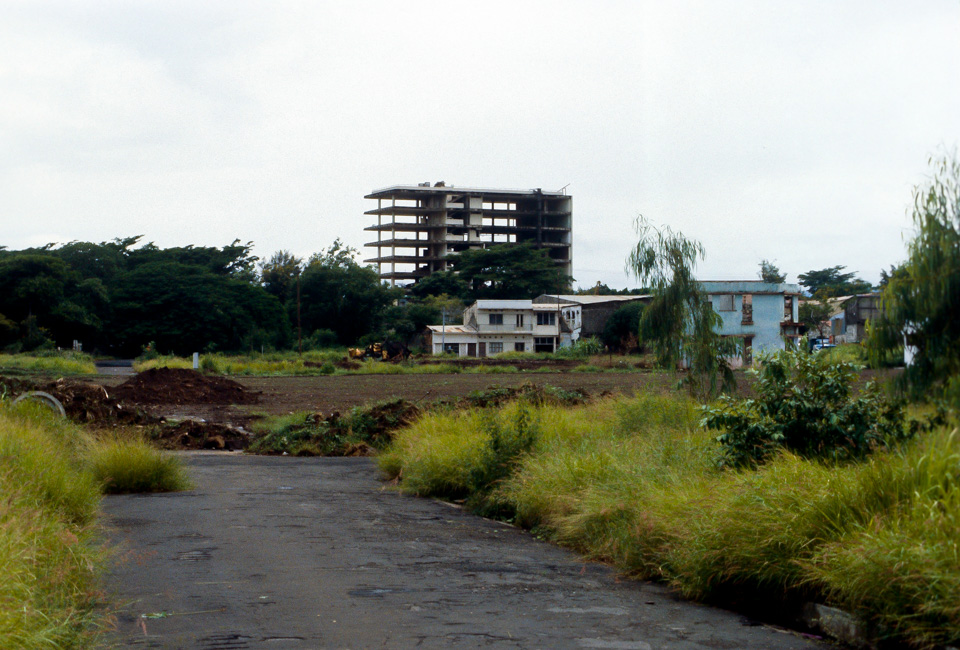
[441,308,446,354]
[297,270,302,356]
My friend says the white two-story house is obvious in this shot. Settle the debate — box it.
[426,299,572,357]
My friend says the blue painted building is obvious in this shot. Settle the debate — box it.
[700,281,803,366]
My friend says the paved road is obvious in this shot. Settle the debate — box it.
[100,454,823,649]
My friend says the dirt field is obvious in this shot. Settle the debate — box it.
[85,371,688,426]
[5,365,896,450]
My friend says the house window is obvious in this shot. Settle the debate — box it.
[488,342,503,354]
[534,337,555,352]
[488,313,503,325]
[536,312,556,326]
[713,294,735,311]
[443,343,460,355]
[516,314,525,327]
[514,342,526,352]
[741,294,753,325]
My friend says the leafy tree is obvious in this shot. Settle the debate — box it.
[798,297,834,340]
[408,270,470,301]
[259,250,304,306]
[601,301,645,352]
[626,217,737,399]
[702,348,909,467]
[448,244,572,300]
[127,239,259,281]
[0,313,17,347]
[867,153,960,401]
[758,259,786,283]
[298,240,399,345]
[798,265,872,297]
[111,262,289,355]
[575,282,649,296]
[0,254,105,349]
[878,263,908,289]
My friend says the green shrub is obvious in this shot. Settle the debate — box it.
[702,348,910,466]
[556,336,604,358]
[250,399,421,456]
[199,355,220,373]
[571,364,603,373]
[87,437,191,494]
[465,404,541,517]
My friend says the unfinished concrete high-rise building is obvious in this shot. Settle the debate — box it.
[364,183,572,286]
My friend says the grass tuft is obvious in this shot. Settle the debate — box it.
[87,435,191,494]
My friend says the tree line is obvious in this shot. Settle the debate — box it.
[0,238,571,356]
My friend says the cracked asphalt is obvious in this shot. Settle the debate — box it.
[99,453,824,649]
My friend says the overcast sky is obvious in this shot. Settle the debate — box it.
[3,1,959,289]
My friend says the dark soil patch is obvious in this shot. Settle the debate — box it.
[456,382,592,409]
[0,375,43,398]
[416,357,582,371]
[2,373,252,451]
[112,368,260,406]
[3,375,157,426]
[152,420,249,451]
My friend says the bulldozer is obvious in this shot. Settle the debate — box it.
[347,340,411,362]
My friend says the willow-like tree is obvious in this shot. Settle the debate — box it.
[867,153,960,402]
[626,217,737,399]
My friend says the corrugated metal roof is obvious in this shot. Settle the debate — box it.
[425,325,477,334]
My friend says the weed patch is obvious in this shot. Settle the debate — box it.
[0,399,192,646]
[88,435,191,493]
[380,388,960,648]
[250,399,421,456]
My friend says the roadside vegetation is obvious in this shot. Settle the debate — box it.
[0,350,97,376]
[0,398,190,648]
[250,385,589,457]
[379,348,958,649]
[131,346,654,377]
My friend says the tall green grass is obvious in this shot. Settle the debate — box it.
[87,434,192,493]
[0,401,192,647]
[380,393,960,648]
[0,404,104,647]
[0,351,97,376]
[135,350,346,375]
[133,351,653,376]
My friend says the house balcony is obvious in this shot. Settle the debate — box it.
[476,323,533,333]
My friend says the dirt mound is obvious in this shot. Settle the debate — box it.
[46,379,157,425]
[334,358,362,370]
[152,420,249,451]
[3,376,157,426]
[462,383,589,408]
[335,398,421,444]
[0,375,40,398]
[112,368,260,405]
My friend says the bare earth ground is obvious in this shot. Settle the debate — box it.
[88,368,896,427]
[89,372,689,426]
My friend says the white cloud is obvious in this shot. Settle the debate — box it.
[2,0,958,288]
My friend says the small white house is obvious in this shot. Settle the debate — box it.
[426,299,573,357]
